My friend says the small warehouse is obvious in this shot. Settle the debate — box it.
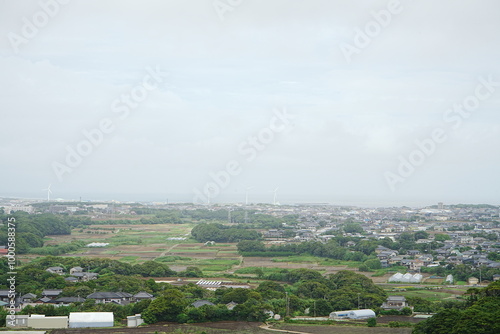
[29,315,68,329]
[69,312,114,328]
[6,314,68,329]
[127,314,144,327]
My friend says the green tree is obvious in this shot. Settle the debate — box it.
[256,281,285,299]
[434,234,451,242]
[413,281,500,334]
[364,259,382,270]
[143,289,187,323]
[297,281,329,299]
[178,266,203,277]
[413,308,463,334]
[237,240,265,252]
[343,223,364,234]
[414,231,429,240]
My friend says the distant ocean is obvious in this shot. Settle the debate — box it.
[1,191,441,208]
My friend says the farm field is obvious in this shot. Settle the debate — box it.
[24,224,388,278]
[272,323,413,334]
[50,321,271,334]
[20,223,468,294]
[48,320,417,334]
[384,286,466,301]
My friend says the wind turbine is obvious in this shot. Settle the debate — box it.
[272,187,279,206]
[245,186,254,206]
[43,184,52,202]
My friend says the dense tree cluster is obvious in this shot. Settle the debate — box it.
[237,240,369,262]
[191,223,261,242]
[0,255,388,326]
[413,281,500,334]
[0,256,181,295]
[0,212,72,253]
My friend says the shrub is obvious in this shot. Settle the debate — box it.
[388,321,413,327]
[367,317,377,327]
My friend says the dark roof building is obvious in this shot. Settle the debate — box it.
[86,292,133,304]
[191,300,215,308]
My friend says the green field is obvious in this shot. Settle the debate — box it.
[385,288,464,301]
[271,255,361,268]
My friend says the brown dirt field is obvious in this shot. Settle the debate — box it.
[376,316,425,324]
[49,321,268,334]
[370,274,393,284]
[275,324,413,334]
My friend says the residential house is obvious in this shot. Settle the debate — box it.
[36,297,52,304]
[86,292,133,305]
[20,293,37,304]
[51,297,86,306]
[377,250,398,261]
[447,256,464,265]
[294,230,315,242]
[46,267,65,275]
[381,296,409,311]
[64,277,79,283]
[388,256,404,266]
[191,300,215,308]
[417,254,434,266]
[416,239,432,244]
[226,301,238,310]
[42,289,63,300]
[133,291,154,301]
[264,229,283,239]
[407,250,421,257]
[400,259,424,271]
[69,266,84,275]
[71,272,99,282]
[0,290,17,304]
[459,236,474,244]
[468,277,479,285]
[488,262,500,268]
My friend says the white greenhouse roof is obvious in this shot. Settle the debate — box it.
[349,309,376,316]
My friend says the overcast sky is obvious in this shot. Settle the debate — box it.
[1,0,499,206]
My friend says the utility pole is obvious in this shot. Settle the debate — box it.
[285,292,290,317]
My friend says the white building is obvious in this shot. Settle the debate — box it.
[127,314,144,327]
[69,312,114,328]
[6,315,68,329]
